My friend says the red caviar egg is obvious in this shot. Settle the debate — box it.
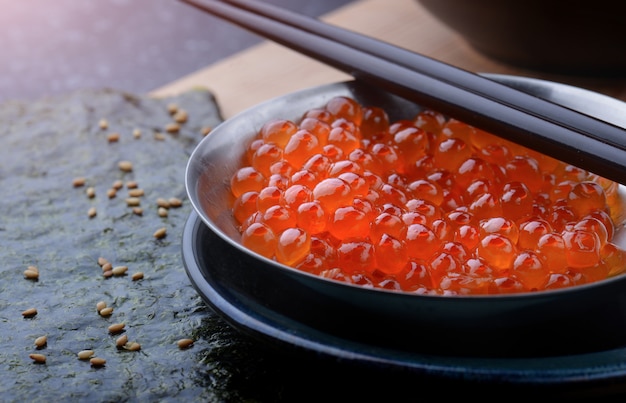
[228,95,626,295]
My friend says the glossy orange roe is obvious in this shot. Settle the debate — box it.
[230,95,626,295]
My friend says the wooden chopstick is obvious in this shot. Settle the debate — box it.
[223,0,626,151]
[180,0,626,184]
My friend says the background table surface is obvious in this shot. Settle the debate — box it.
[153,0,626,118]
[0,0,354,103]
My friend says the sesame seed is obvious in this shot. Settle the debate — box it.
[168,197,183,208]
[72,177,86,187]
[128,188,144,197]
[99,307,113,317]
[125,197,141,207]
[108,323,125,334]
[22,308,38,318]
[96,301,107,312]
[165,123,180,134]
[77,350,94,360]
[118,161,133,172]
[111,266,128,276]
[177,338,194,349]
[201,126,212,136]
[115,334,128,348]
[167,103,178,115]
[90,357,106,367]
[34,335,47,348]
[156,198,170,208]
[125,342,141,351]
[153,227,167,239]
[29,353,46,363]
[173,109,188,123]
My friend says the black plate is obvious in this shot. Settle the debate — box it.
[183,211,626,396]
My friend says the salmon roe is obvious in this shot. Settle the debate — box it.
[229,95,626,295]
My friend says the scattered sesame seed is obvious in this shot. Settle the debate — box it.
[177,338,194,349]
[88,207,97,218]
[24,268,39,280]
[118,161,133,172]
[173,110,188,123]
[131,272,144,281]
[99,307,113,317]
[125,342,141,351]
[34,335,47,349]
[108,323,125,334]
[132,128,142,139]
[90,357,106,367]
[72,177,86,187]
[78,350,94,360]
[153,227,167,239]
[167,103,178,115]
[107,132,120,142]
[22,308,38,318]
[156,198,170,208]
[98,119,108,130]
[126,180,138,189]
[168,197,183,208]
[86,187,96,198]
[201,126,212,136]
[116,334,128,348]
[128,188,144,197]
[96,301,107,312]
[29,353,46,363]
[125,197,141,207]
[165,123,180,133]
[112,266,128,276]
[158,207,168,217]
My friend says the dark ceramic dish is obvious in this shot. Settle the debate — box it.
[418,0,626,76]
[184,76,626,359]
[182,210,626,394]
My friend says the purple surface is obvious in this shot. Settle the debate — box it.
[0,0,354,103]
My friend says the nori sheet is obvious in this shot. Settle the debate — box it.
[0,88,307,402]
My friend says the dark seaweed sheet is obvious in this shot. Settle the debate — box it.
[0,88,306,402]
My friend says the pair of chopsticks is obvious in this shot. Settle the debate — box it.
[179,0,626,185]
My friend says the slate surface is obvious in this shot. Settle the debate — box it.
[0,88,293,402]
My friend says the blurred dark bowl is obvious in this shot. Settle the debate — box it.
[418,0,626,76]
